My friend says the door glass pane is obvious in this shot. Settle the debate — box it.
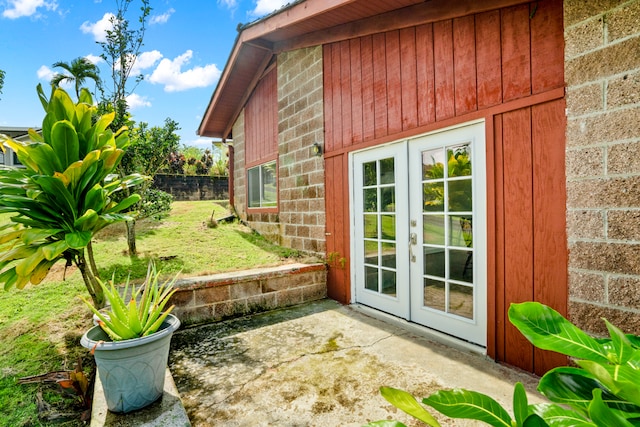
[381,242,396,268]
[449,249,473,283]
[380,158,395,184]
[422,148,445,180]
[381,187,396,212]
[448,179,472,212]
[450,216,473,248]
[380,215,396,240]
[365,266,378,291]
[381,270,397,295]
[423,182,444,211]
[364,240,378,265]
[449,283,473,319]
[424,247,445,278]
[424,278,445,312]
[363,188,378,212]
[448,145,472,177]
[424,215,445,245]
[364,215,377,238]
[364,161,377,186]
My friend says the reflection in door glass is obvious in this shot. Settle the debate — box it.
[420,143,474,319]
[361,157,397,297]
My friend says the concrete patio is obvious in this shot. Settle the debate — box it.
[168,299,544,426]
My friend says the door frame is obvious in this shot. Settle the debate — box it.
[349,119,487,347]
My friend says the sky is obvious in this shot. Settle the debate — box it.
[0,0,290,149]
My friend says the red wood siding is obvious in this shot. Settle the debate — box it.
[245,68,278,166]
[322,0,566,374]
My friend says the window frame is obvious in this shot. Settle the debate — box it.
[246,159,278,211]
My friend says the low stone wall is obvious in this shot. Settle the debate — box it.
[169,263,327,326]
[153,174,229,201]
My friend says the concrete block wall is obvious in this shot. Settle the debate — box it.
[170,263,327,327]
[565,0,640,335]
[232,111,247,214]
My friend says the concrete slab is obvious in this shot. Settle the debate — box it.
[169,299,544,426]
[91,368,191,427]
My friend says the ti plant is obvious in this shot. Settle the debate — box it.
[366,302,640,427]
[81,262,178,341]
[0,85,145,308]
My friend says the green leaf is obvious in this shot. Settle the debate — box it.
[522,414,549,427]
[41,240,69,261]
[589,389,634,427]
[0,266,19,291]
[530,403,595,426]
[73,209,99,231]
[578,361,640,407]
[20,229,61,245]
[107,194,141,214]
[33,176,77,219]
[509,302,609,363]
[605,319,636,365]
[50,120,80,169]
[15,247,45,277]
[65,231,91,249]
[514,382,529,426]
[423,389,512,427]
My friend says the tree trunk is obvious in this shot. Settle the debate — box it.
[86,240,100,280]
[76,249,105,308]
[126,219,137,257]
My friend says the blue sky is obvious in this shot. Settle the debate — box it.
[0,0,288,149]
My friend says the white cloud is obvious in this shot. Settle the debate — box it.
[217,0,237,9]
[250,0,288,17]
[36,65,55,81]
[150,8,174,25]
[148,50,221,92]
[2,0,57,19]
[80,12,115,42]
[126,93,151,110]
[130,50,163,76]
[84,54,103,65]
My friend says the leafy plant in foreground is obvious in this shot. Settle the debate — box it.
[0,85,145,307]
[366,301,640,427]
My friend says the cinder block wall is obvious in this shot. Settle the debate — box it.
[565,0,640,335]
[232,111,246,213]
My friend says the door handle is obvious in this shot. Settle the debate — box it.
[409,232,417,262]
[410,232,417,245]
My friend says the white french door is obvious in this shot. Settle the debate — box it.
[351,121,487,346]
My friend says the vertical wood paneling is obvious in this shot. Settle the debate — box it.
[245,68,277,165]
[340,40,353,148]
[373,33,388,139]
[325,154,350,302]
[416,24,435,126]
[350,38,364,144]
[476,11,502,108]
[532,99,568,374]
[386,30,403,135]
[530,0,564,94]
[501,5,531,101]
[433,20,455,121]
[323,44,334,152]
[361,36,376,142]
[453,15,477,115]
[331,43,344,150]
[502,107,534,372]
[400,27,418,131]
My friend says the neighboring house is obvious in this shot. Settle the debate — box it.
[199,0,640,375]
[0,127,38,167]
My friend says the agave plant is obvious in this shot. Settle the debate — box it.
[0,84,145,307]
[81,262,178,341]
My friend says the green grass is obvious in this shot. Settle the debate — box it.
[0,200,311,426]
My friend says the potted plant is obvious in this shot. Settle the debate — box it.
[80,262,180,413]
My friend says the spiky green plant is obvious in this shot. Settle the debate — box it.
[0,84,146,307]
[81,262,178,341]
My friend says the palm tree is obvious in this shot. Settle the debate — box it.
[51,57,102,99]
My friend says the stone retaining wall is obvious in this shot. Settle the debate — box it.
[153,174,229,201]
[169,263,327,326]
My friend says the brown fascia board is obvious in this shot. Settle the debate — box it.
[197,0,360,138]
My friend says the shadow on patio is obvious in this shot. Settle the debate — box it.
[169,299,542,427]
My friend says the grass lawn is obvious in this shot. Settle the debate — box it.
[0,200,311,426]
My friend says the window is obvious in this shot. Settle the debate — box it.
[248,160,277,208]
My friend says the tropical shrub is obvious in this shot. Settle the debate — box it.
[0,85,145,307]
[138,187,173,220]
[366,301,640,427]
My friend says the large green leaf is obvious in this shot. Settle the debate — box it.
[73,209,99,231]
[578,361,640,407]
[423,389,512,427]
[589,389,635,427]
[530,403,595,426]
[15,247,45,277]
[65,231,91,249]
[604,319,636,365]
[48,87,75,123]
[509,302,609,363]
[50,120,80,169]
[33,175,77,219]
[41,240,69,261]
[107,194,141,214]
[379,387,441,426]
[514,382,529,426]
